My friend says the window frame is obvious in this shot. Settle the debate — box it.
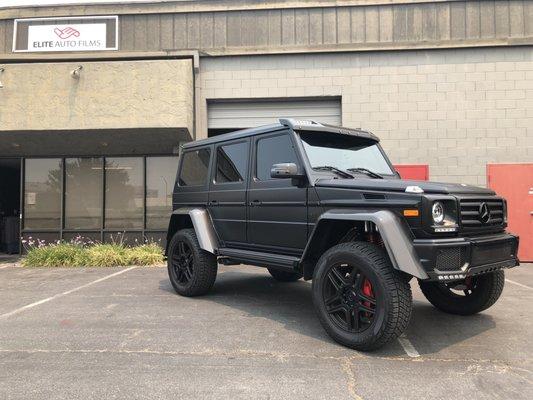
[251,130,303,188]
[211,138,250,188]
[177,147,212,189]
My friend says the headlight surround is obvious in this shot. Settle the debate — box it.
[432,201,445,225]
[421,196,459,234]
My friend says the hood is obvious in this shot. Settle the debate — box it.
[314,178,496,195]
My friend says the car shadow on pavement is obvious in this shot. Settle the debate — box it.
[405,299,497,356]
[159,269,496,358]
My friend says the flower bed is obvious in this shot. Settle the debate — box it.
[22,236,164,267]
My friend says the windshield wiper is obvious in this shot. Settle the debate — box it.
[313,166,354,179]
[347,167,383,179]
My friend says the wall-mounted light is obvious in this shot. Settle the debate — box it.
[71,65,83,79]
[0,67,4,89]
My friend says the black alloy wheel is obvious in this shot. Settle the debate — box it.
[167,229,217,297]
[323,263,377,333]
[171,240,194,285]
[312,241,412,351]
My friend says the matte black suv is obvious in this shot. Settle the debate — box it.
[166,118,520,351]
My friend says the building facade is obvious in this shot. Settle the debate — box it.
[0,0,532,252]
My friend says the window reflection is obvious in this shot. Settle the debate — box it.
[215,142,248,183]
[105,157,143,229]
[65,158,103,229]
[24,159,61,229]
[146,157,178,229]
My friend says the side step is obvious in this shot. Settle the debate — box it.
[217,248,300,271]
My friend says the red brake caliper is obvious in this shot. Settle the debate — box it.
[362,278,374,316]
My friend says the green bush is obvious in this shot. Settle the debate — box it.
[22,242,164,267]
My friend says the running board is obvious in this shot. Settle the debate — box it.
[217,248,300,271]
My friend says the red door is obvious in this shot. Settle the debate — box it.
[394,164,429,181]
[487,164,533,261]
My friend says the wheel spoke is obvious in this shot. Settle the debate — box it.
[350,268,361,287]
[358,303,375,314]
[326,304,345,315]
[328,267,347,291]
[325,294,342,307]
[178,241,185,255]
[183,266,193,281]
[349,308,359,330]
[357,293,376,305]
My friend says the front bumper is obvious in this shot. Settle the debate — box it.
[413,232,519,282]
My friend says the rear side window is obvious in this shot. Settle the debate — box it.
[215,141,249,184]
[179,148,211,186]
[256,134,298,181]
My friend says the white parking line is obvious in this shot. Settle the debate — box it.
[0,267,137,321]
[506,279,533,291]
[398,334,420,358]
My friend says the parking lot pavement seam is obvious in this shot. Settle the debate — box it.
[0,348,529,368]
[340,357,365,400]
[0,266,138,321]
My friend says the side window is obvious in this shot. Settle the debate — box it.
[256,134,298,181]
[179,148,211,186]
[215,141,249,184]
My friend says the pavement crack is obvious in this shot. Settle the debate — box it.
[340,357,364,400]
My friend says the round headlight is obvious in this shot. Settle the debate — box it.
[432,202,445,224]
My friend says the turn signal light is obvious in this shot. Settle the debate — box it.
[403,209,419,217]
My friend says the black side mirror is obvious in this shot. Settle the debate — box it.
[270,163,305,180]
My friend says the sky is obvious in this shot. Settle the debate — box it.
[0,0,186,8]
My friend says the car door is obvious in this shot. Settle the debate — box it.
[247,131,308,255]
[208,139,250,247]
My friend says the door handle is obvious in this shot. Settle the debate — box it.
[250,200,262,206]
[209,200,219,206]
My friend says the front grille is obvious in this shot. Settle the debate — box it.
[435,247,467,271]
[459,198,504,228]
[471,241,515,267]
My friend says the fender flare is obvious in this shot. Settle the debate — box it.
[301,209,428,279]
[168,208,219,254]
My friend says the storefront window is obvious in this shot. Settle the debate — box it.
[146,157,179,229]
[105,157,143,229]
[65,158,103,229]
[24,159,62,229]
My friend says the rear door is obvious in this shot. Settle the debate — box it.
[208,139,250,246]
[247,131,308,255]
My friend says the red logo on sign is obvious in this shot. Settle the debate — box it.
[54,27,81,39]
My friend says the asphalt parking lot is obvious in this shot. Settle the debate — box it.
[0,263,532,400]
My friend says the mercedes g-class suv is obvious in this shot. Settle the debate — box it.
[166,118,520,351]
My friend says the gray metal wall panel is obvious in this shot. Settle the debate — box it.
[1,1,532,57]
[208,99,342,129]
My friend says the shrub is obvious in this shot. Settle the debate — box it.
[22,240,164,268]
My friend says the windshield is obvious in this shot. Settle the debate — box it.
[298,131,395,177]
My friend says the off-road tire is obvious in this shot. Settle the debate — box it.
[167,229,217,297]
[312,241,412,351]
[267,267,302,282]
[418,270,505,315]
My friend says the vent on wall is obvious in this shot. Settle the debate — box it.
[363,193,386,200]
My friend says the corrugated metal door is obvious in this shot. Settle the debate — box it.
[394,164,429,181]
[487,163,533,261]
[208,99,342,129]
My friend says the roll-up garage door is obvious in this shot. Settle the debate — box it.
[208,99,341,130]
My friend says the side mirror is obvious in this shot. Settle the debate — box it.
[270,163,305,180]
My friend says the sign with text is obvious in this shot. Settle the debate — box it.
[13,16,118,52]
